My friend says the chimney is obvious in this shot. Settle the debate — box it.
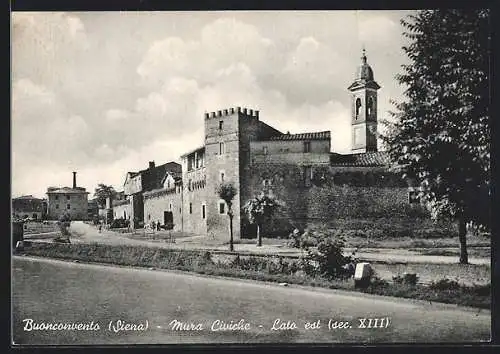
[72,172,77,188]
[149,161,155,169]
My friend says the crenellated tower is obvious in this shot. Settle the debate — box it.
[347,49,381,153]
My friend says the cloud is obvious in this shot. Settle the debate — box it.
[358,16,398,44]
[12,79,91,167]
[137,18,278,90]
[12,12,89,84]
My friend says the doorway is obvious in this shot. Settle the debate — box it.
[164,211,173,229]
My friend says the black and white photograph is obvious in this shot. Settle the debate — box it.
[11,9,492,345]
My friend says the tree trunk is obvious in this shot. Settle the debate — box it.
[229,214,234,252]
[458,216,468,264]
[257,223,262,247]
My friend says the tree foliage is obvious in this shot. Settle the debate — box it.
[216,183,238,251]
[381,10,490,263]
[243,193,281,246]
[216,183,238,211]
[94,184,117,209]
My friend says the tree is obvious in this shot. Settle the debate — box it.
[243,193,281,247]
[94,184,117,209]
[216,183,238,252]
[55,212,71,243]
[381,10,490,264]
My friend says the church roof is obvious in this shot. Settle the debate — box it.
[268,131,330,141]
[348,49,381,91]
[330,151,391,167]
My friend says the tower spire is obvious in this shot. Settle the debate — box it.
[361,46,367,64]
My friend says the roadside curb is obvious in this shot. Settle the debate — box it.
[12,255,490,313]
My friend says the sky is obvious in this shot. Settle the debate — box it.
[11,10,414,199]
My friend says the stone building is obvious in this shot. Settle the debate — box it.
[115,50,452,238]
[46,172,89,220]
[123,161,182,228]
[12,195,47,220]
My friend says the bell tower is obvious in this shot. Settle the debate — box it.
[347,49,381,153]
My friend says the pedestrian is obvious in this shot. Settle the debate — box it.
[157,221,161,231]
[151,220,156,231]
[98,222,102,233]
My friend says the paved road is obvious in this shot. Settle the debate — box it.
[12,256,490,345]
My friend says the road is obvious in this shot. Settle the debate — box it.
[12,256,490,345]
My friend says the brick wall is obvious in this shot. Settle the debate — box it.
[242,162,455,237]
[204,109,247,240]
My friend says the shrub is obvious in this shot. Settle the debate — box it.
[429,279,461,291]
[393,273,419,286]
[197,251,214,267]
[297,228,352,280]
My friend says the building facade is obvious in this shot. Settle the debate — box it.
[123,161,182,228]
[46,172,89,220]
[12,195,47,220]
[112,51,451,238]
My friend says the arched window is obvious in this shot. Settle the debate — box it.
[367,97,374,116]
[355,98,362,118]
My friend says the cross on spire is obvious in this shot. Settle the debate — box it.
[361,46,367,64]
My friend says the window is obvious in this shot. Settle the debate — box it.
[67,195,70,200]
[188,179,192,191]
[55,204,59,209]
[219,202,225,214]
[303,141,311,153]
[219,120,223,130]
[202,205,206,219]
[355,98,362,117]
[169,203,172,211]
[55,196,59,201]
[189,203,193,214]
[219,142,225,154]
[67,204,71,210]
[263,146,268,155]
[187,155,194,171]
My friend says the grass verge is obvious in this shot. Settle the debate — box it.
[15,242,490,310]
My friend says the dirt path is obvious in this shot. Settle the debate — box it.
[30,221,491,267]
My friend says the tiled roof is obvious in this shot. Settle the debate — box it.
[46,187,89,194]
[268,131,331,141]
[140,162,182,192]
[13,195,43,201]
[330,151,391,167]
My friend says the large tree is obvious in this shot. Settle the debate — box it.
[382,9,490,264]
[94,184,117,209]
